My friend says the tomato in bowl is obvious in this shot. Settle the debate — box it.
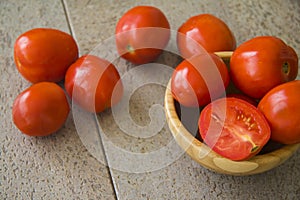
[164,52,300,176]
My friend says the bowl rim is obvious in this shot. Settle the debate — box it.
[164,55,300,175]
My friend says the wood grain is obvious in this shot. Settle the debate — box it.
[214,51,233,60]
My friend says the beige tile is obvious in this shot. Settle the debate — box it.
[0,1,115,199]
[33,0,300,199]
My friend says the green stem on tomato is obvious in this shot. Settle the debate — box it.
[126,44,135,54]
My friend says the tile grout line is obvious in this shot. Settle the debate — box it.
[92,115,119,200]
[60,1,119,199]
[61,0,74,37]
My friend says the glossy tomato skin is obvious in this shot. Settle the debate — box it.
[65,55,123,113]
[171,53,229,107]
[199,97,271,161]
[14,28,78,83]
[12,82,70,136]
[177,14,236,58]
[115,6,170,64]
[230,36,298,99]
[258,80,300,144]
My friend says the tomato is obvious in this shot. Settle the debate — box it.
[230,36,298,99]
[258,80,300,144]
[199,97,271,161]
[171,53,229,107]
[14,28,78,83]
[177,14,236,58]
[115,6,170,64]
[12,82,70,136]
[64,55,123,113]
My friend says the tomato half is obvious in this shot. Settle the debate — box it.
[12,82,70,136]
[14,28,78,83]
[177,14,236,58]
[64,55,123,113]
[199,97,271,161]
[171,53,229,107]
[258,80,300,144]
[115,6,170,64]
[230,36,298,99]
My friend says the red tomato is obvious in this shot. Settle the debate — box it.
[12,82,70,136]
[14,28,78,83]
[199,97,271,161]
[177,14,236,58]
[230,36,298,99]
[64,55,123,113]
[258,80,300,144]
[171,53,230,107]
[115,6,170,64]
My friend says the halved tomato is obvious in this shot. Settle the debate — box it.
[198,97,271,161]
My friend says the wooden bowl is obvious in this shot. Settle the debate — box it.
[164,51,300,176]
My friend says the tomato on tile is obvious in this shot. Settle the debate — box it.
[12,82,70,136]
[115,6,170,64]
[64,55,123,113]
[14,28,78,83]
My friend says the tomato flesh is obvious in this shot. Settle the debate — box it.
[199,97,270,161]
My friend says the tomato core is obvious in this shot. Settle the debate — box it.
[211,109,259,153]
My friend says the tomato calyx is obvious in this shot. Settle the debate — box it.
[282,62,290,75]
[126,44,135,54]
[210,111,260,154]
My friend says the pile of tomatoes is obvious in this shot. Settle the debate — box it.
[169,10,300,160]
[12,6,300,162]
[12,27,124,136]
